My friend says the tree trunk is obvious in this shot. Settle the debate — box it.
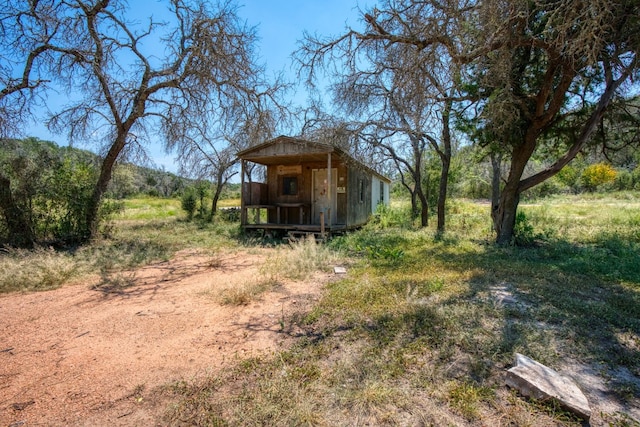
[436,157,449,233]
[0,175,34,248]
[493,181,520,245]
[436,98,453,234]
[490,152,502,229]
[85,134,127,240]
[410,191,418,220]
[492,135,536,244]
[420,201,428,227]
[209,184,223,221]
[209,191,221,221]
[199,192,206,218]
[416,182,428,227]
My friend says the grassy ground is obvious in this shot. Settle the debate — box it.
[0,197,242,293]
[163,193,640,426]
[2,193,639,425]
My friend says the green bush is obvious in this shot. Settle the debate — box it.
[0,138,99,245]
[581,163,617,191]
[513,210,536,246]
[614,169,634,191]
[370,203,412,228]
[556,165,581,193]
[181,190,197,220]
[633,166,640,190]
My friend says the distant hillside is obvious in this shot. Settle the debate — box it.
[108,159,243,200]
[2,137,199,198]
[107,162,192,198]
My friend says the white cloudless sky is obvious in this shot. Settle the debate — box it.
[25,0,369,173]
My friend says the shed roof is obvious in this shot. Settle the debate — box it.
[238,135,391,183]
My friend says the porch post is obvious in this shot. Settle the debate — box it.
[240,160,246,226]
[327,151,332,228]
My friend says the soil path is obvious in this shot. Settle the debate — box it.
[0,249,326,426]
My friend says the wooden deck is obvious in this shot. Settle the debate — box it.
[242,223,347,232]
[243,222,349,241]
[242,202,348,237]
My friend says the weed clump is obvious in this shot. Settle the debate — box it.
[0,247,81,293]
[264,235,339,281]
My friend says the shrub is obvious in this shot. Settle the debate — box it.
[370,203,412,229]
[0,139,100,245]
[181,189,197,220]
[614,169,634,191]
[0,247,82,293]
[633,166,640,190]
[556,165,581,193]
[264,235,338,281]
[581,163,617,191]
[513,210,535,246]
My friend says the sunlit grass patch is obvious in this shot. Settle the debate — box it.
[217,197,240,208]
[208,236,339,306]
[447,380,495,420]
[520,191,640,244]
[1,199,245,294]
[153,194,640,424]
[118,197,181,220]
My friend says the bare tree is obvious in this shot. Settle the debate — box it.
[169,116,262,220]
[166,77,285,218]
[300,0,640,243]
[0,0,65,137]
[300,5,461,230]
[44,0,268,239]
[298,106,389,174]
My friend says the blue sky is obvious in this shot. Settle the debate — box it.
[26,0,369,173]
[240,0,364,75]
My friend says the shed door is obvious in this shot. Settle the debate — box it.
[312,168,337,225]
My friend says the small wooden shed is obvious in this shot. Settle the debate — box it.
[238,135,391,237]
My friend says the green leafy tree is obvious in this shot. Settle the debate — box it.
[195,181,209,219]
[0,138,44,247]
[0,138,99,246]
[107,165,138,199]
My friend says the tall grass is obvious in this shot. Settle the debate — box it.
[0,197,243,294]
[163,193,640,426]
[265,235,340,281]
[0,247,84,292]
[217,236,341,306]
[119,197,182,220]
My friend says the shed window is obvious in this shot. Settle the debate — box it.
[282,176,298,195]
[359,178,365,203]
[380,180,385,204]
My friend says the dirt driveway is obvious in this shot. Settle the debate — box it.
[0,249,327,426]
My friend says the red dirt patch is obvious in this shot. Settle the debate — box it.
[0,249,327,426]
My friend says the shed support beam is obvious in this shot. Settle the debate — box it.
[241,160,246,226]
[327,152,332,228]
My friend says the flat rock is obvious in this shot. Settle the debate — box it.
[334,266,347,274]
[506,353,591,420]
